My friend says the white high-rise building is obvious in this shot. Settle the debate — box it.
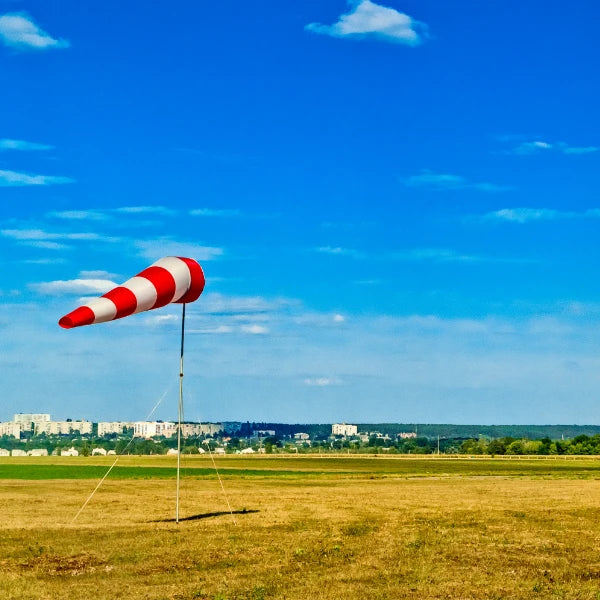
[331,423,358,437]
[0,422,22,439]
[13,414,50,433]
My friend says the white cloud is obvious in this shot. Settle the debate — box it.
[306,0,428,46]
[134,239,224,262]
[0,138,53,151]
[316,246,365,258]
[354,279,382,285]
[241,324,269,335]
[24,240,68,250]
[303,377,343,386]
[333,314,346,323]
[561,145,598,155]
[79,270,118,280]
[0,169,74,186]
[0,12,69,50]
[480,207,600,224]
[512,140,553,155]
[189,325,234,334]
[509,139,598,156]
[30,278,116,296]
[392,248,481,263]
[115,206,177,216]
[47,210,109,221]
[190,208,242,218]
[0,228,118,243]
[405,171,512,192]
[199,293,292,316]
[145,314,181,325]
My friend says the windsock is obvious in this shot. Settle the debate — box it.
[58,256,205,329]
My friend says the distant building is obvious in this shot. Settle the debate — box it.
[294,432,310,440]
[332,423,358,437]
[0,422,22,439]
[14,413,50,429]
[97,422,132,436]
[92,448,107,456]
[35,420,92,436]
[133,421,177,439]
[27,449,48,457]
[398,432,417,439]
[0,448,10,456]
[11,449,27,456]
[179,423,223,437]
[253,430,276,437]
[60,447,79,457]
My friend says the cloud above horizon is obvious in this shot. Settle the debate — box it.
[30,278,116,296]
[315,245,365,259]
[405,171,512,192]
[509,140,598,156]
[306,0,428,46]
[0,169,74,187]
[134,239,224,262]
[0,12,69,50]
[0,138,53,151]
[479,207,600,224]
[190,208,242,218]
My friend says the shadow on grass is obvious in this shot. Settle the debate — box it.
[153,508,259,523]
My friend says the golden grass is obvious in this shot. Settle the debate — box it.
[2,457,600,599]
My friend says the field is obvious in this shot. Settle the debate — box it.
[2,455,600,599]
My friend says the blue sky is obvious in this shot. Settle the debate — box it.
[1,0,599,424]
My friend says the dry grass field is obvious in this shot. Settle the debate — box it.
[2,456,600,599]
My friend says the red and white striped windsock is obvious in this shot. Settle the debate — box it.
[58,256,205,329]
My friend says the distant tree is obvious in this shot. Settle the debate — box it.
[506,440,525,455]
[487,439,507,456]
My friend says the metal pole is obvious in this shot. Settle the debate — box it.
[176,303,186,523]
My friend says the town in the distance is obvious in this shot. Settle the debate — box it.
[3,413,600,457]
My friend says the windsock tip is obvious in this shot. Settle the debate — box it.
[58,306,95,329]
[58,316,73,329]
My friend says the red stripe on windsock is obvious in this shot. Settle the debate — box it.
[58,306,95,329]
[103,286,138,320]
[175,257,205,304]
[137,266,177,308]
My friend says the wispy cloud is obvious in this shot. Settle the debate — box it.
[134,239,224,262]
[0,12,69,50]
[190,208,242,218]
[405,171,512,192]
[79,270,118,280]
[303,377,343,386]
[114,206,177,216]
[392,248,482,263]
[306,0,428,46]
[0,228,119,250]
[0,169,74,187]
[30,278,116,296]
[47,206,177,221]
[0,138,53,151]
[509,140,598,156]
[47,210,109,221]
[199,293,293,317]
[241,324,269,335]
[479,207,600,224]
[315,246,365,258]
